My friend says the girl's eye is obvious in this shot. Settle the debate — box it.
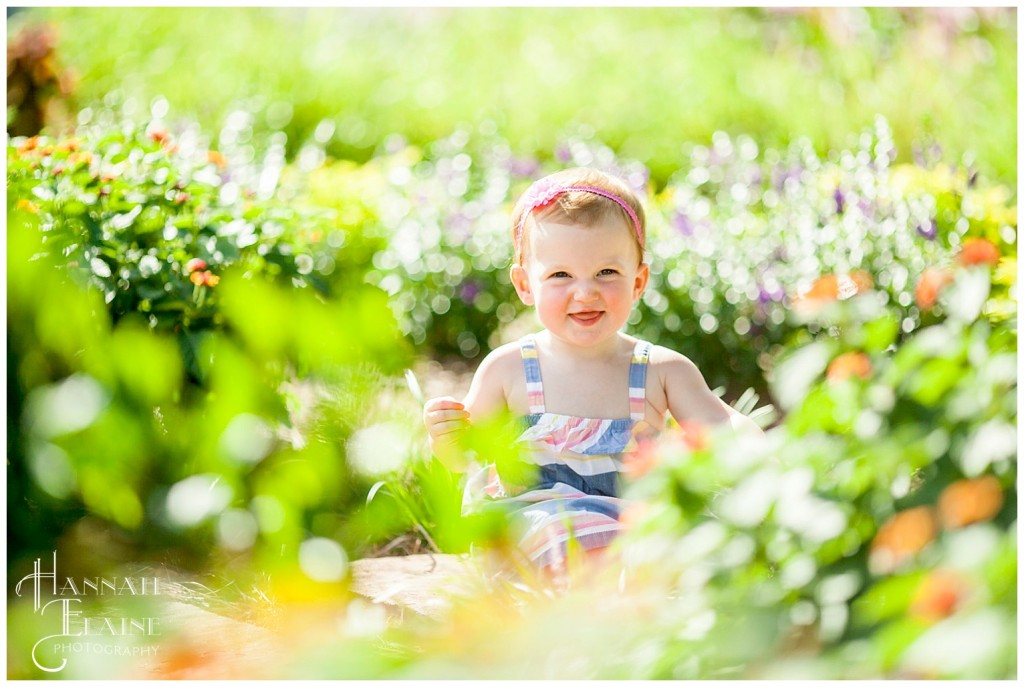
[550,271,571,279]
[598,269,619,276]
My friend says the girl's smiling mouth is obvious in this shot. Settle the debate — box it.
[569,311,604,325]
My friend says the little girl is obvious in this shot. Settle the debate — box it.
[424,167,762,574]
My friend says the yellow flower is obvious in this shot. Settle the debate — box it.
[16,199,39,214]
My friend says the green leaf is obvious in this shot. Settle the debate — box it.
[861,315,899,352]
[905,358,963,406]
[851,571,926,627]
[770,341,833,413]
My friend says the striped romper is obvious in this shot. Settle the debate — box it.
[463,334,654,569]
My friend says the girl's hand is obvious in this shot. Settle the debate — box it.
[423,396,471,470]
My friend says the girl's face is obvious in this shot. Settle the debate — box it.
[510,218,649,350]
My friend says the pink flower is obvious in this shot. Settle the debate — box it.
[520,178,565,212]
[185,258,207,274]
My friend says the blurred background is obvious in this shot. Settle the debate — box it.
[6,6,1017,680]
[8,7,1017,185]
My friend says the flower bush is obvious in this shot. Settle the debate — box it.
[603,240,1017,678]
[7,123,412,578]
[302,118,1015,406]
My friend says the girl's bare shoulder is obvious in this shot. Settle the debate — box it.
[463,340,525,419]
[645,344,708,388]
[471,340,527,395]
[477,340,525,376]
[646,343,697,368]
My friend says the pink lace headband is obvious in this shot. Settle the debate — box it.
[514,179,644,258]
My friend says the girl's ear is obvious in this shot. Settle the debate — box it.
[510,264,535,306]
[632,262,650,301]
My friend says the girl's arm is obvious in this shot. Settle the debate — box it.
[656,348,765,436]
[423,343,519,471]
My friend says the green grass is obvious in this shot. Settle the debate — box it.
[12,7,1017,186]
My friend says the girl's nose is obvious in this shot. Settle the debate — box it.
[573,282,599,301]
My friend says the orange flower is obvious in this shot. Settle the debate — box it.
[56,138,81,153]
[937,475,1003,529]
[869,506,937,574]
[801,274,840,301]
[68,151,93,167]
[847,270,874,294]
[792,272,872,315]
[17,136,40,154]
[909,569,969,622]
[915,267,953,310]
[957,237,1000,267]
[175,192,190,204]
[207,150,228,169]
[622,439,659,480]
[827,351,872,383]
[16,199,39,214]
[676,419,709,451]
[189,270,219,286]
[618,501,651,531]
[189,271,220,287]
[148,128,171,145]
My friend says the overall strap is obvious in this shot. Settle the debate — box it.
[520,335,546,415]
[629,340,652,421]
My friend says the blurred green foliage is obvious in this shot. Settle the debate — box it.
[607,247,1017,678]
[7,7,1018,186]
[7,126,413,584]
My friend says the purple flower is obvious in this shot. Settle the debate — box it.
[757,283,785,304]
[555,145,572,164]
[834,188,845,215]
[916,220,938,240]
[912,144,925,167]
[773,165,803,192]
[447,212,472,239]
[673,211,694,236]
[508,156,540,178]
[626,166,651,191]
[459,279,481,302]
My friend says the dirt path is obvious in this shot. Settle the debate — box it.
[122,554,478,679]
[349,553,477,618]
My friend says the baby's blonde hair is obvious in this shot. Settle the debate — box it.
[511,167,646,265]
